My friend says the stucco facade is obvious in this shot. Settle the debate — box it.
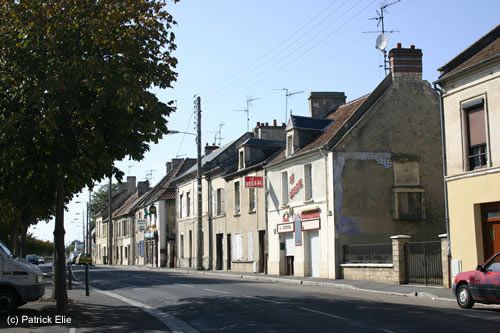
[437,26,500,274]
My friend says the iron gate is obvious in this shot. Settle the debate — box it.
[406,241,443,286]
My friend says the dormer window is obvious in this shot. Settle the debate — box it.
[286,134,293,157]
[238,149,245,169]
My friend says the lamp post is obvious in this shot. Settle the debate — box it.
[74,208,85,253]
[167,123,203,270]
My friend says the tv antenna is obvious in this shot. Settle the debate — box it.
[273,88,304,123]
[233,97,262,132]
[145,169,156,183]
[208,122,225,146]
[363,0,401,75]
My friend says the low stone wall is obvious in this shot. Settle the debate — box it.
[340,264,399,284]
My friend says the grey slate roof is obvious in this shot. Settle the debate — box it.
[287,115,333,131]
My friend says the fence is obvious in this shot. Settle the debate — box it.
[343,243,393,264]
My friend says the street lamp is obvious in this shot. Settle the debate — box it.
[74,204,85,253]
[167,112,203,270]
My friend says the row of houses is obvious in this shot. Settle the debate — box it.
[92,25,499,286]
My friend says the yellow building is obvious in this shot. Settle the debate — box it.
[436,25,500,275]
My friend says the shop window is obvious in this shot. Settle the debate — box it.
[464,101,488,170]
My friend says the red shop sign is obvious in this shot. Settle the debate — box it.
[245,176,264,188]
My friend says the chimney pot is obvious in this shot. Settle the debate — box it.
[397,42,402,48]
[273,119,277,126]
[257,121,260,127]
[389,44,423,79]
[410,44,415,49]
[265,122,269,126]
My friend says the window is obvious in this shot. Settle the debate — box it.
[215,188,225,216]
[249,188,256,212]
[304,164,312,201]
[286,134,293,157]
[486,254,500,273]
[186,192,191,217]
[232,234,243,261]
[465,103,487,170]
[234,181,240,215]
[239,150,244,169]
[281,171,289,206]
[179,193,183,218]
[393,159,425,220]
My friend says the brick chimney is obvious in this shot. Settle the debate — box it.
[389,43,422,80]
[205,143,219,156]
[165,161,172,174]
[126,176,136,194]
[253,119,286,140]
[137,180,149,197]
[309,92,346,118]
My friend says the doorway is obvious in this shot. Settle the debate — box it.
[189,231,193,268]
[227,234,232,270]
[258,230,265,273]
[216,234,223,270]
[307,230,320,277]
[483,202,500,260]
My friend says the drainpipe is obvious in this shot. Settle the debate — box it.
[433,82,451,286]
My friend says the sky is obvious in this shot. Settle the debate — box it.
[30,0,500,244]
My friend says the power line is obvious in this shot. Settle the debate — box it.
[205,0,359,107]
[205,0,376,111]
[203,0,342,97]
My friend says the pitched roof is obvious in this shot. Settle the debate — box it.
[239,138,285,148]
[438,25,500,80]
[269,74,393,166]
[135,158,196,208]
[287,115,333,131]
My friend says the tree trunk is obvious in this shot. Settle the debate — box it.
[53,181,68,313]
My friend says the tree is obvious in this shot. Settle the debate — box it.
[89,182,121,229]
[0,0,178,312]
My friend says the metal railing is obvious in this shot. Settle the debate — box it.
[343,243,393,264]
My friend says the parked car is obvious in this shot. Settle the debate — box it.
[76,253,92,266]
[0,242,45,314]
[453,252,500,309]
[25,254,39,266]
[37,257,45,265]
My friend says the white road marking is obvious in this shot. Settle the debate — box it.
[299,307,348,320]
[69,328,76,333]
[245,295,282,304]
[74,282,198,333]
[175,283,194,288]
[203,288,230,294]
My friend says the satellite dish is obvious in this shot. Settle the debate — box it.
[375,33,388,51]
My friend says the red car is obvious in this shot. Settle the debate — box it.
[453,252,500,308]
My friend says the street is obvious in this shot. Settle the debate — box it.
[70,266,499,333]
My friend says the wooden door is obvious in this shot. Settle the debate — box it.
[482,203,500,260]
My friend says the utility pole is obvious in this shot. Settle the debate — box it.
[107,173,112,265]
[195,96,203,270]
[363,0,401,75]
[233,97,262,132]
[87,188,91,256]
[273,88,304,123]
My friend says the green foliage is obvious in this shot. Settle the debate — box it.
[25,235,54,258]
[90,183,121,221]
[0,0,179,310]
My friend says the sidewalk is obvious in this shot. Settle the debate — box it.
[124,265,456,301]
[0,280,171,332]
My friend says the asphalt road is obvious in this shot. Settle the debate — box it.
[70,265,499,333]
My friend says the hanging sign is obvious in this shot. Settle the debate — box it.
[277,223,294,233]
[245,176,264,188]
[136,219,146,231]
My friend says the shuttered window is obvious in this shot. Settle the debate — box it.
[234,181,240,214]
[247,232,254,261]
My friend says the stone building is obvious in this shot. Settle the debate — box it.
[436,25,500,274]
[266,43,445,279]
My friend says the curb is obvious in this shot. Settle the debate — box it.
[120,265,453,301]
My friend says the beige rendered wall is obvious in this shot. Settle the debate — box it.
[221,169,266,273]
[447,171,500,272]
[442,62,500,176]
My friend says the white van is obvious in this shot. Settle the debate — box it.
[0,241,45,314]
